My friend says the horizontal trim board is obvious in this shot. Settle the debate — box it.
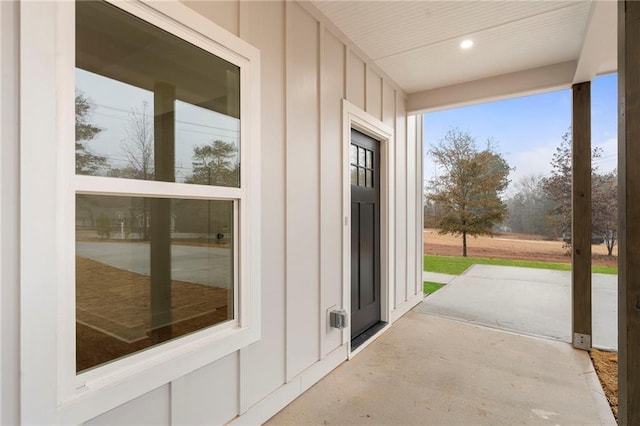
[407,60,577,114]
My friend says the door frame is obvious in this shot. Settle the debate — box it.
[342,100,394,356]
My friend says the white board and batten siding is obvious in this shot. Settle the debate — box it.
[1,2,21,426]
[1,1,424,424]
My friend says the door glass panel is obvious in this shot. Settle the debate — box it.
[75,1,240,187]
[351,165,358,186]
[76,194,234,372]
[366,150,373,169]
[350,145,358,165]
[358,167,365,186]
[358,147,366,167]
[366,170,373,188]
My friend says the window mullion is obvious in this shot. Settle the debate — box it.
[75,175,243,200]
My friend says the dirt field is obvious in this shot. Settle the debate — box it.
[424,229,618,268]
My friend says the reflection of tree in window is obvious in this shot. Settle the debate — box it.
[118,101,155,181]
[187,140,239,187]
[102,100,156,240]
[75,92,107,175]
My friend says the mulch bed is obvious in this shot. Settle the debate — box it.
[591,349,618,421]
[76,256,230,372]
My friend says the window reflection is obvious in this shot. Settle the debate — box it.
[358,147,366,167]
[351,165,358,186]
[350,145,358,165]
[75,1,240,187]
[76,194,234,372]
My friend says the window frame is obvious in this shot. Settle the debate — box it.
[19,1,261,423]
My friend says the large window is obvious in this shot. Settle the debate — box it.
[20,1,259,421]
[75,195,235,372]
[73,1,254,373]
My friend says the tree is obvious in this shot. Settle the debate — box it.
[75,92,107,175]
[95,213,111,239]
[593,170,618,256]
[119,101,154,180]
[542,130,614,254]
[187,140,238,186]
[427,128,511,257]
[110,101,155,240]
[542,131,585,239]
[506,174,554,236]
[176,140,238,237]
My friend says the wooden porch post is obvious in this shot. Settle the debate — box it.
[571,81,592,350]
[618,2,640,424]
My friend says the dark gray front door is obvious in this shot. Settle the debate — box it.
[350,129,381,340]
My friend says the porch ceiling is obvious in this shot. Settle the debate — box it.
[312,1,617,112]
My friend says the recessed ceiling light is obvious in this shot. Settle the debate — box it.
[460,39,474,49]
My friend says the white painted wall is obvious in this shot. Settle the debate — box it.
[0,1,423,424]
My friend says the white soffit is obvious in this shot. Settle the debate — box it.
[312,1,594,94]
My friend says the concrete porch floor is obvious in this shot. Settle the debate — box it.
[267,310,615,425]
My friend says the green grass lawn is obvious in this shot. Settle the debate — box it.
[424,254,618,275]
[423,281,445,294]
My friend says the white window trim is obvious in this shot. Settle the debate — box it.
[19,2,261,424]
[341,100,395,352]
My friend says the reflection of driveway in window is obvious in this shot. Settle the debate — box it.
[76,241,232,288]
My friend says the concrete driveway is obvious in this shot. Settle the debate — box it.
[77,241,233,288]
[417,264,617,350]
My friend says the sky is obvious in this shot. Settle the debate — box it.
[423,73,618,196]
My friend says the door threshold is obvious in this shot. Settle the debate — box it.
[350,321,388,357]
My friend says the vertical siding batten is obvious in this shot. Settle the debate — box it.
[406,114,417,299]
[0,1,20,423]
[380,78,384,124]
[382,82,395,129]
[343,43,348,107]
[394,93,407,308]
[364,62,368,115]
[416,117,424,296]
[0,4,3,420]
[381,81,396,312]
[317,22,324,362]
[400,99,409,303]
[283,0,292,384]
